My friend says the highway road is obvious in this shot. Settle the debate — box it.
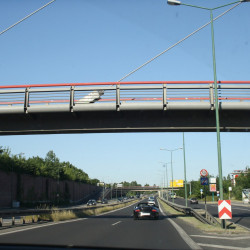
[172,197,250,230]
[0,199,192,249]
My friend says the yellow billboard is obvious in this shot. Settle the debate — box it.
[170,180,184,188]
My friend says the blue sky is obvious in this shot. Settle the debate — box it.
[0,0,249,186]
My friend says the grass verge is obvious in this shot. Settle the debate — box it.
[27,200,137,223]
[158,199,250,235]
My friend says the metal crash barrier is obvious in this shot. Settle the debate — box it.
[159,197,220,226]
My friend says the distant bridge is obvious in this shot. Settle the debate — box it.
[1,81,250,135]
[113,186,179,192]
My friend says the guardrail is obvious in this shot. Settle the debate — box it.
[0,199,138,228]
[1,81,250,114]
[159,197,219,226]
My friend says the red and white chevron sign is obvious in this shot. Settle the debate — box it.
[218,200,232,219]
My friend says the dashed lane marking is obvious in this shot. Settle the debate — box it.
[112,221,122,226]
[0,200,139,236]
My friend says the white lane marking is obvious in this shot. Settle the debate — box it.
[190,235,250,240]
[0,200,139,236]
[158,200,166,216]
[198,243,250,249]
[167,218,202,250]
[0,218,88,236]
[112,221,121,226]
[157,198,202,250]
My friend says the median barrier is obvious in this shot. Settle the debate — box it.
[159,197,219,226]
[0,199,139,228]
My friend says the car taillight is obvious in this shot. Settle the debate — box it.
[135,209,140,212]
[152,209,157,212]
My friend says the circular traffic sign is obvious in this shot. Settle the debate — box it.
[200,169,208,177]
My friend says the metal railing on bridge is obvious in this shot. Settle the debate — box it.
[0,81,250,114]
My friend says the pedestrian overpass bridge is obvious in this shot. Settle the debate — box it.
[0,80,250,135]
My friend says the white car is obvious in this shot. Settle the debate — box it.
[148,197,155,205]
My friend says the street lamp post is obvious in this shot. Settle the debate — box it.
[102,183,105,200]
[110,183,113,200]
[183,132,188,207]
[163,162,171,201]
[164,164,168,200]
[57,165,60,204]
[159,161,170,200]
[160,148,182,203]
[167,0,249,228]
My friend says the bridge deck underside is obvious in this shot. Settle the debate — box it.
[0,109,249,135]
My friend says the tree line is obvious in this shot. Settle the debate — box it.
[0,147,99,185]
[176,169,250,200]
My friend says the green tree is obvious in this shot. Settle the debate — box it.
[0,146,99,185]
[232,169,250,199]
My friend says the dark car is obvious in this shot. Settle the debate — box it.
[190,198,198,204]
[101,199,108,204]
[133,202,159,220]
[87,199,97,206]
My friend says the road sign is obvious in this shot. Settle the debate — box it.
[200,177,209,185]
[200,169,208,177]
[218,200,232,219]
[116,183,123,188]
[200,189,203,192]
[209,184,216,192]
[209,177,216,183]
[170,180,184,187]
[229,187,232,191]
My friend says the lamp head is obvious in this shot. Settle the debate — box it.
[167,0,181,5]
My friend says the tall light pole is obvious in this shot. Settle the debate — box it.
[167,0,249,228]
[160,148,182,203]
[182,133,188,207]
[57,165,60,204]
[160,162,171,201]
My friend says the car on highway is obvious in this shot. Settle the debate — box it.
[147,196,155,205]
[101,199,108,204]
[133,202,159,220]
[170,192,176,199]
[86,199,97,206]
[190,197,198,204]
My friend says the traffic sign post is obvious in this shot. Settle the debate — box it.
[209,184,216,192]
[209,178,216,202]
[218,200,232,220]
[200,177,209,185]
[209,183,216,202]
[200,169,209,209]
[200,188,203,199]
[200,169,208,177]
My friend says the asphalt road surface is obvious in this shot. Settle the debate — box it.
[172,197,250,229]
[0,199,191,249]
